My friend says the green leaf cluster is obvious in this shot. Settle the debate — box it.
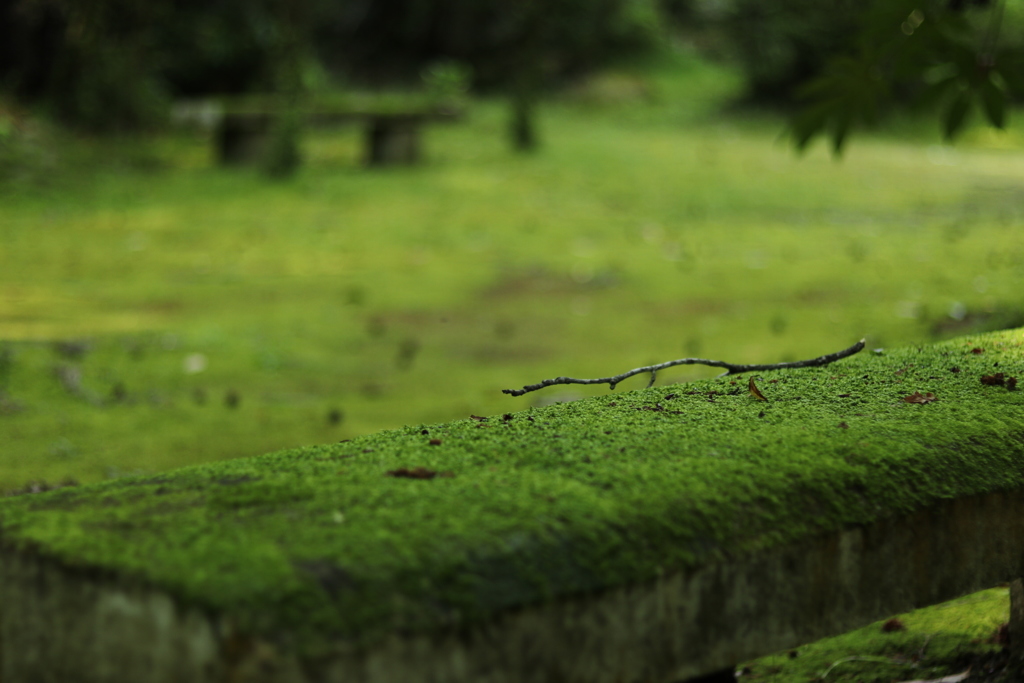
[791,0,1024,154]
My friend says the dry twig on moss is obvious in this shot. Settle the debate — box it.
[502,339,866,397]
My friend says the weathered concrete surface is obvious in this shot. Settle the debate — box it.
[3,489,1023,683]
[0,552,221,682]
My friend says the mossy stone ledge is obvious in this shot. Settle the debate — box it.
[2,329,1024,682]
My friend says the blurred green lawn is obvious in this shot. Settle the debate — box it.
[2,54,1024,490]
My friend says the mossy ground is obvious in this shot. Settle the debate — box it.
[742,587,1010,682]
[1,329,1022,654]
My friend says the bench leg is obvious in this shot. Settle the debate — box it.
[215,114,272,165]
[365,119,421,166]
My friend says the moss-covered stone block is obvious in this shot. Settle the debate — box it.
[2,329,1023,682]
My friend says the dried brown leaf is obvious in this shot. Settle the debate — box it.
[903,392,937,404]
[387,467,440,479]
[748,376,768,402]
[881,617,906,632]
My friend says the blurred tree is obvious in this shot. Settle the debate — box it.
[718,0,865,105]
[261,0,308,177]
[0,0,171,130]
[311,0,663,150]
[0,0,663,139]
[696,0,1023,153]
[0,0,293,131]
[152,0,281,98]
[311,0,660,88]
[788,0,1024,154]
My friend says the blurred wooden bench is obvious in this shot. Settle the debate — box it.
[173,97,463,167]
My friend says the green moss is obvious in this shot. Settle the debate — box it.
[1,329,1023,651]
[744,587,1009,682]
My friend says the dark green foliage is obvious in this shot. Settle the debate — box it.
[789,46,889,155]
[48,45,170,132]
[0,0,300,132]
[0,106,58,187]
[705,0,1024,153]
[789,0,1024,154]
[717,0,865,104]
[153,0,283,97]
[24,0,172,131]
[421,61,472,102]
[309,0,662,90]
[1,0,662,132]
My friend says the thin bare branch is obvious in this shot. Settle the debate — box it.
[502,339,866,397]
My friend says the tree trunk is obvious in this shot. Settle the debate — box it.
[509,92,538,152]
